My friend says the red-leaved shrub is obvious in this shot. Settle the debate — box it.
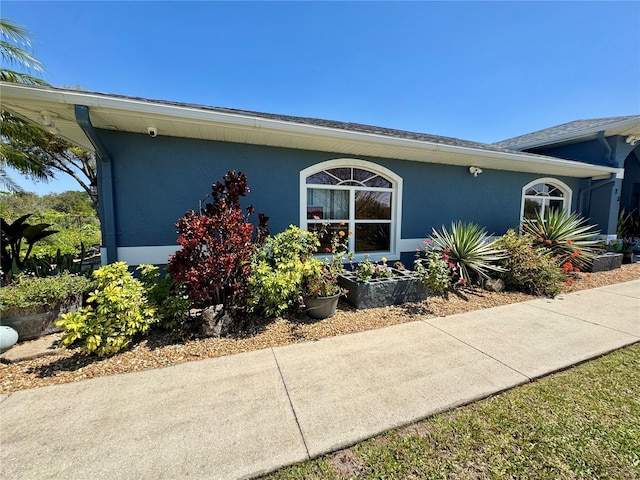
[168,171,266,313]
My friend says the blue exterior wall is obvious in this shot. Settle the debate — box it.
[526,136,639,235]
[621,149,640,213]
[96,129,584,253]
[530,138,614,167]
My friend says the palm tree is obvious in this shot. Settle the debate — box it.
[0,18,50,191]
[0,18,98,205]
[0,18,46,85]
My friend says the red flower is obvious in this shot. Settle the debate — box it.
[445,247,451,253]
[325,247,331,253]
[459,278,467,285]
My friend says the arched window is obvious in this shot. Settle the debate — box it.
[521,178,572,222]
[300,160,402,256]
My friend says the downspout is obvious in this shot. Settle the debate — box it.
[74,105,118,264]
[578,173,617,213]
[597,131,616,167]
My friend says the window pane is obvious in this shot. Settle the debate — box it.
[355,191,391,219]
[523,198,542,219]
[308,223,348,253]
[547,186,564,197]
[326,168,351,181]
[525,184,543,196]
[306,171,338,185]
[353,168,376,183]
[364,176,392,188]
[355,223,390,252]
[548,199,564,211]
[307,188,349,219]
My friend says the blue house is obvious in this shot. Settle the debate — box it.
[495,116,640,241]
[1,83,637,266]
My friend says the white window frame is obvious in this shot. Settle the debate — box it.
[300,159,403,262]
[520,177,572,224]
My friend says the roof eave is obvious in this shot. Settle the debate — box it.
[499,116,640,151]
[0,82,620,180]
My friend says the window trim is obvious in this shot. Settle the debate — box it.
[520,177,572,223]
[300,159,403,261]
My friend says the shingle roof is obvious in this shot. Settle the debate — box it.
[69,88,525,156]
[493,116,640,150]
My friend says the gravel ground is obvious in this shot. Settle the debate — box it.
[2,264,639,394]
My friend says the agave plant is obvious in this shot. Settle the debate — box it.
[429,221,506,284]
[522,209,601,270]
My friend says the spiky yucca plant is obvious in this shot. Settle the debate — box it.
[430,222,506,285]
[522,209,601,270]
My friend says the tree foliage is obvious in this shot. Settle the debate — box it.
[1,111,98,206]
[0,190,100,258]
[0,18,45,85]
[0,18,97,200]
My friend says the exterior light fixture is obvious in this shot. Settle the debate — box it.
[469,166,483,177]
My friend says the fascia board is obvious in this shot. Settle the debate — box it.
[0,83,621,179]
[83,97,618,178]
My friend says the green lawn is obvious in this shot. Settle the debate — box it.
[265,343,640,479]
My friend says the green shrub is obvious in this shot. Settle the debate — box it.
[0,273,93,311]
[522,209,601,270]
[429,222,506,285]
[414,250,454,296]
[56,262,156,357]
[494,230,565,297]
[248,225,321,317]
[137,264,191,330]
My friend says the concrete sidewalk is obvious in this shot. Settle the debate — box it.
[2,280,639,480]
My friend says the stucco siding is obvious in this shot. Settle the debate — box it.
[530,139,612,167]
[97,129,584,254]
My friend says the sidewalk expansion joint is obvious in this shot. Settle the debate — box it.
[270,348,311,459]
[524,302,640,339]
[421,320,531,381]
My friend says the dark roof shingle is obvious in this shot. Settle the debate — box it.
[493,116,640,150]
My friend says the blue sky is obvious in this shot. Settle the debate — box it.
[3,1,639,194]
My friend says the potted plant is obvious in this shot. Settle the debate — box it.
[339,255,427,309]
[0,273,93,341]
[300,263,347,319]
[300,223,350,319]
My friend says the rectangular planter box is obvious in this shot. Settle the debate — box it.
[338,269,427,309]
[589,253,623,273]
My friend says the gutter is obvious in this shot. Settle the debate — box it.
[74,105,118,265]
[0,82,619,179]
[597,131,615,166]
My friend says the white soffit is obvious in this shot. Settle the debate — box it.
[0,82,620,180]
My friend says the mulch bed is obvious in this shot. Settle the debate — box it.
[1,264,638,394]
